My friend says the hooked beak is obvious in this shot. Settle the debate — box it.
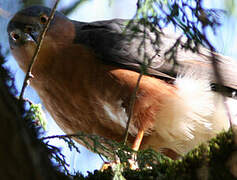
[9,29,39,48]
[28,31,39,43]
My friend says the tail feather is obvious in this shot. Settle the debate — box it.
[154,71,231,155]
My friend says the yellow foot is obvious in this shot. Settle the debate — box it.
[100,161,115,171]
[100,157,139,171]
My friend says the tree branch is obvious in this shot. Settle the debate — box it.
[19,0,60,100]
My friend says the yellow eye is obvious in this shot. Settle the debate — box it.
[40,14,48,24]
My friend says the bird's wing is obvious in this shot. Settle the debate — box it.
[72,19,237,91]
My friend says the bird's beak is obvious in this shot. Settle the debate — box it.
[9,29,38,47]
[28,31,39,43]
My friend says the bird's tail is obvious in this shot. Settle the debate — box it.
[154,70,232,155]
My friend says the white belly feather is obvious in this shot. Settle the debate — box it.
[101,71,235,155]
[154,72,232,155]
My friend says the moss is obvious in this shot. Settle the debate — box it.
[79,130,236,179]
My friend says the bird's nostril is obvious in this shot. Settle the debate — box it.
[10,32,20,41]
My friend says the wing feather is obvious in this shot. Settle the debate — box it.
[72,19,237,91]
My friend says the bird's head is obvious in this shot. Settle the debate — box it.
[7,5,74,72]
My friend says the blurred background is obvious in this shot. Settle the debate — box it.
[0,0,237,175]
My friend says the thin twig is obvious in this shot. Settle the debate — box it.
[41,134,85,141]
[19,0,60,100]
[123,18,150,146]
[46,143,70,175]
[41,133,113,162]
[123,72,143,145]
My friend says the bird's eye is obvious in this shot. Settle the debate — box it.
[10,32,20,41]
[40,14,48,24]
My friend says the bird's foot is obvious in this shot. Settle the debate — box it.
[100,156,139,172]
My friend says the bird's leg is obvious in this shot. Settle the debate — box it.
[125,129,145,170]
[132,129,144,151]
[101,129,145,171]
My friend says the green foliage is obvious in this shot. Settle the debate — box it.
[27,103,47,130]
[40,129,236,179]
[65,129,236,179]
[113,163,126,180]
[125,0,227,76]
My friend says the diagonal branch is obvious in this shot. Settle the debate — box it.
[123,72,143,145]
[19,0,60,101]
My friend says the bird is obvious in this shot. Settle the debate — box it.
[7,5,237,159]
